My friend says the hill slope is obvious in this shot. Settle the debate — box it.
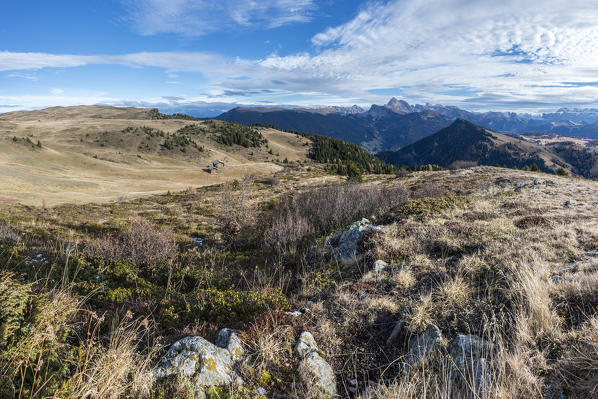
[377,119,579,173]
[0,106,312,205]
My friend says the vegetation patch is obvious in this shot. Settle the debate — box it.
[515,215,550,229]
[208,121,268,148]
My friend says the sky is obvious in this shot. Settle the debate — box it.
[2,0,598,115]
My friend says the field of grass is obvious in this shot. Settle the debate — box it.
[0,106,309,206]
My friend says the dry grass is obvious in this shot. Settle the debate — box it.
[67,314,157,399]
[0,106,310,206]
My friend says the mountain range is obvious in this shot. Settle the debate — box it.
[217,98,598,153]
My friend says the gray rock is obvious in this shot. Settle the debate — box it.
[295,332,337,397]
[473,358,491,398]
[552,256,597,282]
[449,334,495,368]
[216,328,244,362]
[295,331,319,358]
[153,329,244,394]
[373,260,388,272]
[255,387,268,396]
[327,218,381,263]
[386,320,404,345]
[405,324,443,368]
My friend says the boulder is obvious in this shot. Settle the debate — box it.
[405,324,443,368]
[327,218,381,263]
[153,329,244,396]
[295,332,337,397]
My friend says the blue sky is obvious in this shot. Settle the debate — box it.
[2,0,598,115]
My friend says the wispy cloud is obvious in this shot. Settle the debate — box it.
[6,72,38,81]
[122,0,316,36]
[3,0,598,111]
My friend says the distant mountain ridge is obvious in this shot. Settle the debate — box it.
[217,98,598,153]
[377,119,598,177]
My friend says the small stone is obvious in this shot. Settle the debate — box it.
[255,387,268,396]
[285,310,303,317]
[373,260,388,272]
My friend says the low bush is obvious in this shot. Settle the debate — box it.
[84,220,177,276]
[263,183,409,253]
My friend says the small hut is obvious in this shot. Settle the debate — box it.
[212,160,226,168]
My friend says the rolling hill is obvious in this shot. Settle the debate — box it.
[0,106,313,206]
[0,105,395,206]
[377,119,598,177]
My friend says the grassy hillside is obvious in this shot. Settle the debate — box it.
[0,106,311,206]
[0,166,597,398]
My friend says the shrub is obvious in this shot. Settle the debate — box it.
[0,273,80,398]
[0,222,21,243]
[194,288,288,326]
[84,220,177,275]
[556,167,568,176]
[263,182,409,253]
[515,215,550,229]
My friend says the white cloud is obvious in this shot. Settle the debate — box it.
[50,88,64,95]
[4,0,598,111]
[122,0,315,36]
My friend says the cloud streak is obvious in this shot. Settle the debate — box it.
[122,0,316,36]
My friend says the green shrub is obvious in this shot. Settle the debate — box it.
[195,288,288,326]
[556,167,568,176]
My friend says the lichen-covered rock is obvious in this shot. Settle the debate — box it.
[153,329,244,395]
[295,331,319,358]
[295,332,337,397]
[405,324,442,368]
[327,218,381,262]
[216,328,244,362]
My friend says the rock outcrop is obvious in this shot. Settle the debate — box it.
[295,332,337,397]
[327,218,381,263]
[153,328,244,397]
